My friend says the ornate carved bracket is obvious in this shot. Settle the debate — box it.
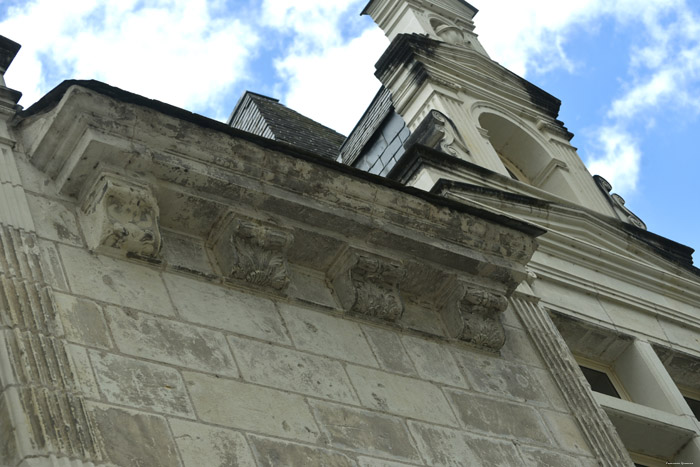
[443,285,508,351]
[81,173,162,257]
[403,109,470,160]
[211,215,293,291]
[594,175,646,230]
[330,250,405,322]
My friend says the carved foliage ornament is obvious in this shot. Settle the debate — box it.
[332,251,405,322]
[450,286,508,351]
[81,173,161,257]
[213,216,293,291]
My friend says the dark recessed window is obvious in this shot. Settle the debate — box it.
[684,395,700,420]
[579,365,621,398]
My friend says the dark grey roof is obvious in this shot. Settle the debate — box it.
[228,91,346,160]
[340,86,394,165]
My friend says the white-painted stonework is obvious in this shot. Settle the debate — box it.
[0,1,698,466]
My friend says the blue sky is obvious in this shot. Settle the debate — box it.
[1,0,699,261]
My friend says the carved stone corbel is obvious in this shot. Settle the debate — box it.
[81,173,161,257]
[444,285,508,351]
[211,215,293,291]
[330,250,405,322]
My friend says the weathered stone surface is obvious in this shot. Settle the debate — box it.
[499,323,544,368]
[452,349,550,406]
[105,306,238,377]
[26,193,83,246]
[169,418,256,467]
[54,292,112,349]
[0,391,19,467]
[541,410,592,455]
[90,403,181,467]
[164,273,290,344]
[229,336,359,404]
[90,351,194,417]
[280,303,377,366]
[80,173,161,257]
[211,215,293,290]
[59,244,174,316]
[345,365,458,426]
[249,435,357,467]
[160,229,213,274]
[406,422,479,467]
[38,239,68,292]
[401,335,467,387]
[409,421,526,467]
[445,389,551,445]
[65,344,100,400]
[357,457,420,467]
[287,267,337,309]
[184,371,320,442]
[310,400,421,462]
[361,325,417,376]
[518,447,582,467]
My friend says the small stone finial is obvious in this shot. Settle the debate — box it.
[81,173,162,258]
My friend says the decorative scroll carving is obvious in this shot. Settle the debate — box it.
[212,216,293,291]
[594,175,647,230]
[509,296,633,467]
[81,173,161,257]
[0,224,103,463]
[432,110,470,159]
[444,286,507,351]
[403,109,470,160]
[330,251,405,322]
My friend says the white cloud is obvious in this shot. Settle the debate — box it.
[278,27,388,135]
[587,127,641,194]
[2,0,258,119]
[260,0,388,134]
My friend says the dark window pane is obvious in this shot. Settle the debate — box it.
[579,365,621,398]
[684,396,700,420]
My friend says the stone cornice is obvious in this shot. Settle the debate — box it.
[375,34,567,130]
[13,81,544,349]
[433,179,700,330]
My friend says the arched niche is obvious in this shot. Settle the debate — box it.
[478,111,579,201]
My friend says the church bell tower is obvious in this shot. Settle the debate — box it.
[362,0,620,219]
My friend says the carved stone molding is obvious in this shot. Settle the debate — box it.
[211,215,293,291]
[80,173,162,257]
[509,296,633,467]
[594,175,646,230]
[443,285,507,351]
[330,250,405,322]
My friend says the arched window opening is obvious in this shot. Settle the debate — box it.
[478,112,549,185]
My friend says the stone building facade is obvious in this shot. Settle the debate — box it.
[0,1,699,466]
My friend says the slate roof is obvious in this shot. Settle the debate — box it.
[228,91,346,160]
[339,86,394,165]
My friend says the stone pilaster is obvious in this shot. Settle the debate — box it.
[509,296,632,467]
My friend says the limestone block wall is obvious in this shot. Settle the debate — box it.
[9,160,601,466]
